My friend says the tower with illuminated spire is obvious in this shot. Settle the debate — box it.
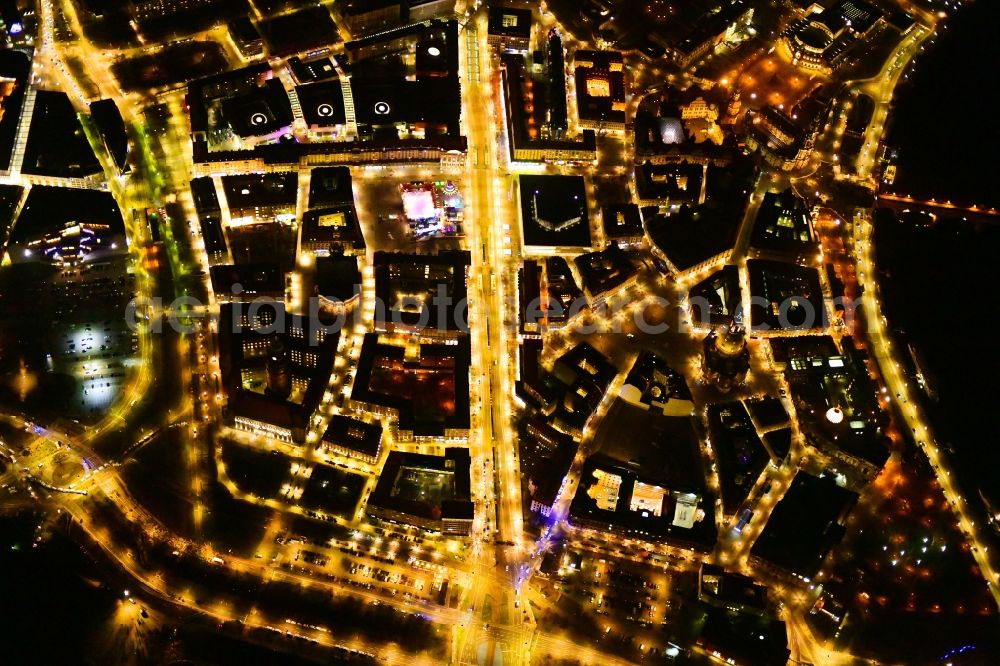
[702,320,750,392]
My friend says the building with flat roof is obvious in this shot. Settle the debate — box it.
[228,15,263,58]
[407,0,455,23]
[218,301,339,444]
[219,78,293,145]
[569,395,716,550]
[342,0,404,37]
[190,177,228,263]
[550,342,618,439]
[521,416,578,519]
[517,257,583,339]
[601,204,644,248]
[570,455,707,546]
[500,53,597,163]
[770,335,888,487]
[688,265,741,327]
[518,174,592,253]
[515,337,560,412]
[188,63,272,139]
[564,348,711,545]
[288,56,337,84]
[763,427,793,464]
[671,1,754,68]
[544,256,583,324]
[221,172,298,225]
[750,188,818,263]
[308,166,354,208]
[287,253,362,319]
[750,471,858,581]
[573,244,638,308]
[635,162,704,206]
[351,75,462,141]
[518,259,543,338]
[210,262,284,301]
[488,5,532,52]
[351,333,471,441]
[747,258,826,333]
[296,80,347,141]
[89,99,128,174]
[22,91,102,180]
[187,26,467,168]
[745,396,790,433]
[132,0,239,22]
[708,401,770,518]
[8,186,123,256]
[372,250,470,337]
[300,204,365,255]
[645,160,754,277]
[573,49,626,131]
[368,448,473,534]
[345,20,462,141]
[321,414,382,464]
[698,564,768,615]
[0,49,29,174]
[695,605,789,666]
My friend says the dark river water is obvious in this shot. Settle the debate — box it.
[878,0,1000,506]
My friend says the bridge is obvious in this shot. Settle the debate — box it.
[877,192,1000,224]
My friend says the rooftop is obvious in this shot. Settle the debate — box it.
[573,49,626,126]
[322,414,383,460]
[256,5,341,56]
[289,56,338,84]
[620,351,695,417]
[314,254,363,304]
[521,416,578,509]
[779,336,888,469]
[487,5,532,39]
[750,471,858,579]
[518,174,592,250]
[218,301,340,437]
[696,605,790,666]
[221,172,298,213]
[369,448,473,523]
[22,91,101,178]
[9,186,123,247]
[352,333,471,436]
[301,205,365,253]
[699,564,768,613]
[646,159,754,272]
[591,398,706,494]
[220,78,293,139]
[0,49,29,172]
[372,250,470,333]
[750,189,818,259]
[573,244,637,303]
[747,259,826,332]
[708,401,769,516]
[601,204,643,242]
[187,63,273,135]
[688,265,742,326]
[296,81,347,128]
[745,396,790,431]
[308,166,355,208]
[209,262,284,298]
[635,162,704,203]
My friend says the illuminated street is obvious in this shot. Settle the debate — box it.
[0,0,998,664]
